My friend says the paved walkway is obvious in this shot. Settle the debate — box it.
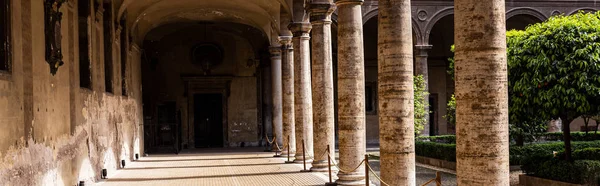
[95,148,460,186]
[95,148,329,186]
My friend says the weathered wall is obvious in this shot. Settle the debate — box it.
[0,0,143,185]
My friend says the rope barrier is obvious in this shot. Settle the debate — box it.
[366,162,391,186]
[328,153,366,174]
[264,133,276,144]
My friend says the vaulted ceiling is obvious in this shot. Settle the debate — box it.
[117,0,294,44]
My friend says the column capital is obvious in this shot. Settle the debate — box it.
[414,45,432,57]
[269,45,282,58]
[288,22,312,37]
[278,36,292,45]
[334,0,363,6]
[308,3,336,24]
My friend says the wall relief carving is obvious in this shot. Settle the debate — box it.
[44,0,66,75]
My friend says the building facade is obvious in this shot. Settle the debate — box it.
[0,0,597,185]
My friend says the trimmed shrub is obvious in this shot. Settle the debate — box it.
[510,141,600,165]
[541,132,600,141]
[415,135,456,144]
[414,141,456,162]
[556,147,600,161]
[525,159,600,184]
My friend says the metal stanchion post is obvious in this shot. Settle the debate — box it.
[436,171,441,186]
[300,140,311,172]
[365,155,369,186]
[325,145,337,186]
[285,135,294,163]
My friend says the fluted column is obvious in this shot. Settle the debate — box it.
[378,0,416,185]
[289,22,314,163]
[415,45,432,136]
[308,1,336,172]
[334,0,367,185]
[455,0,509,185]
[269,46,284,147]
[280,36,296,156]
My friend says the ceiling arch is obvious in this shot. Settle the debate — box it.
[122,0,286,44]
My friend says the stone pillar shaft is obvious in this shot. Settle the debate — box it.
[455,0,510,185]
[280,36,296,156]
[334,0,367,185]
[289,22,314,163]
[309,2,336,172]
[415,45,432,136]
[378,0,416,185]
[269,46,284,147]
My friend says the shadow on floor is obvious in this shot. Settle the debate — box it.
[136,155,277,162]
[123,162,285,170]
[105,170,313,182]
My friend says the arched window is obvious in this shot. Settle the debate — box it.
[0,0,10,73]
[78,0,91,88]
[103,2,113,93]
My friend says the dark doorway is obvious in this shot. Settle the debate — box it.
[429,96,437,136]
[156,102,177,149]
[194,93,224,148]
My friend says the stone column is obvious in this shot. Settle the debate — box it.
[308,1,336,172]
[455,0,510,185]
[415,45,432,136]
[280,36,296,156]
[378,0,416,185]
[289,22,314,163]
[270,46,284,147]
[335,0,367,185]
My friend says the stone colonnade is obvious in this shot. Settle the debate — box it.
[268,0,509,185]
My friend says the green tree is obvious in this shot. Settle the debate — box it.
[443,94,456,128]
[508,12,600,160]
[414,75,429,135]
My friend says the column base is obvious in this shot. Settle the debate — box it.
[293,156,314,164]
[310,160,337,172]
[336,172,371,186]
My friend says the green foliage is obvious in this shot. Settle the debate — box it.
[414,141,456,162]
[416,135,456,144]
[522,158,600,184]
[447,45,455,79]
[509,12,600,124]
[443,94,456,128]
[414,75,429,135]
[542,132,600,141]
[511,141,600,165]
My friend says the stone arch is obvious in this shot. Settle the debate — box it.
[506,7,547,21]
[568,8,598,15]
[424,7,453,44]
[361,8,423,45]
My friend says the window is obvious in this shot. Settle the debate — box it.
[0,0,10,72]
[120,18,127,96]
[78,0,91,88]
[103,2,113,93]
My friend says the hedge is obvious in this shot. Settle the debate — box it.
[415,135,456,144]
[510,141,600,165]
[414,141,456,162]
[556,147,600,161]
[415,140,600,165]
[540,132,600,141]
[522,157,600,184]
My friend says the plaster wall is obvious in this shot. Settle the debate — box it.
[0,0,143,185]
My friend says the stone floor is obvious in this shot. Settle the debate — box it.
[94,148,329,186]
[94,147,464,186]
